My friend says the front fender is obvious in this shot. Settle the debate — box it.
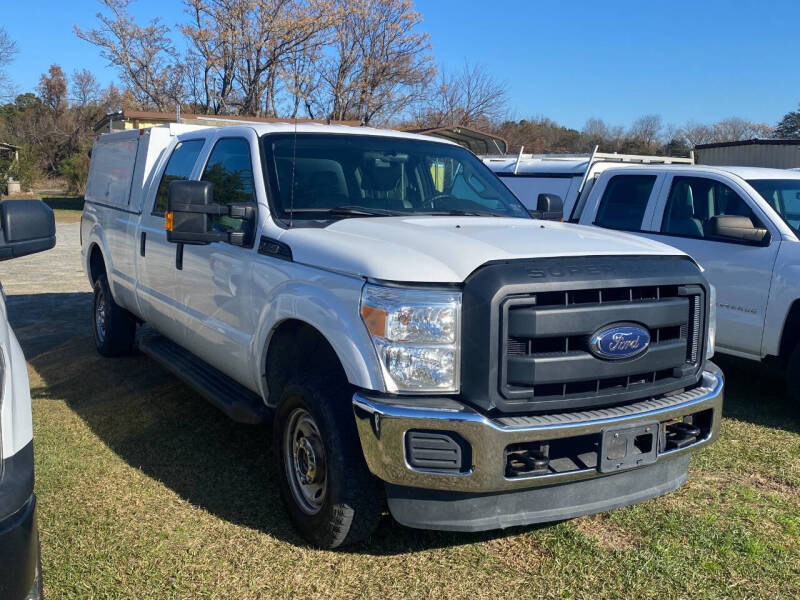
[251,273,385,404]
[763,241,800,357]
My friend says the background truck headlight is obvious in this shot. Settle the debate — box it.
[707,284,717,359]
[360,284,461,393]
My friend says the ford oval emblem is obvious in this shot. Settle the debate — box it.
[589,324,650,360]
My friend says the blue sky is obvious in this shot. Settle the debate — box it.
[6,0,800,130]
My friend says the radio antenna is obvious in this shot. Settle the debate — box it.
[289,116,298,229]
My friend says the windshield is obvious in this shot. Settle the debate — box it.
[748,179,800,234]
[263,133,529,222]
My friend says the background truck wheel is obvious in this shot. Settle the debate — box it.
[787,343,800,406]
[274,373,382,548]
[92,274,136,356]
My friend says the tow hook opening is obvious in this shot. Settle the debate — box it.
[661,408,713,451]
[505,443,550,477]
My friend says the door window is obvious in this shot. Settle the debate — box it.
[661,176,766,242]
[153,140,205,216]
[201,138,255,236]
[594,175,657,231]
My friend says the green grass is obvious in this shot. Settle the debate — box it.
[20,310,800,598]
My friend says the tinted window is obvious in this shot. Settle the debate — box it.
[662,176,765,242]
[201,138,255,235]
[264,134,528,222]
[153,140,204,215]
[594,175,656,231]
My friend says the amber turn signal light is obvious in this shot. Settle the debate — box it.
[360,305,386,337]
[165,211,174,232]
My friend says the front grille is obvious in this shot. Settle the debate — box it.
[499,284,705,412]
[460,255,709,415]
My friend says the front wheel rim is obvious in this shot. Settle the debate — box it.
[284,407,327,515]
[95,287,108,344]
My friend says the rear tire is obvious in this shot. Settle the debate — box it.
[787,343,800,406]
[274,371,382,548]
[92,274,136,357]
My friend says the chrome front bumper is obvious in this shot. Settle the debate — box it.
[353,367,723,494]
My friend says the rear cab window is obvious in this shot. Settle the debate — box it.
[153,139,205,216]
[593,174,658,231]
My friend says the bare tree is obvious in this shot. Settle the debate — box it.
[75,0,184,111]
[0,27,19,98]
[181,0,246,113]
[416,61,508,128]
[582,117,609,140]
[37,65,68,111]
[712,117,771,142]
[221,0,332,117]
[317,0,435,124]
[629,114,663,151]
[71,69,101,106]
[281,36,326,118]
[681,121,715,147]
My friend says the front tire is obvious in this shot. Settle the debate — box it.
[787,343,800,406]
[274,374,382,548]
[92,274,136,356]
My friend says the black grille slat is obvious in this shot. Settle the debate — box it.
[507,340,688,386]
[508,296,689,338]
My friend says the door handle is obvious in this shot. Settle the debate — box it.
[140,232,146,257]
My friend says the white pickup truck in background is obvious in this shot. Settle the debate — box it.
[568,163,800,404]
[483,149,694,220]
[81,122,723,547]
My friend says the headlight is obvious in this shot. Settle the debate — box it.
[706,284,716,360]
[360,284,461,393]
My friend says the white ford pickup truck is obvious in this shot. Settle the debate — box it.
[563,164,800,404]
[81,123,723,547]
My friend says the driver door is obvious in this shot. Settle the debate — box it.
[646,174,780,358]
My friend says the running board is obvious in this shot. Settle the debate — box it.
[138,334,270,424]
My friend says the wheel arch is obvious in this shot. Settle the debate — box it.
[778,299,800,363]
[87,242,107,283]
[254,280,387,406]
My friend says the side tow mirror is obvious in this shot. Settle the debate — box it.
[528,193,564,221]
[166,180,255,246]
[0,199,56,261]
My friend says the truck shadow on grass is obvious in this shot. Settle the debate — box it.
[11,292,800,555]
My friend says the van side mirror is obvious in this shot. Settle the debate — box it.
[708,215,770,245]
[166,180,255,246]
[528,194,563,221]
[0,199,56,261]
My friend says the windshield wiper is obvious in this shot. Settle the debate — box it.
[417,209,504,217]
[285,205,406,218]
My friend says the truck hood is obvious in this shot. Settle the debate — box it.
[280,216,686,283]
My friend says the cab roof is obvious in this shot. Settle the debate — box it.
[600,163,800,181]
[191,121,462,146]
[483,157,589,175]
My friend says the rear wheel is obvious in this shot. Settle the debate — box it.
[92,274,136,356]
[274,372,382,548]
[787,343,800,406]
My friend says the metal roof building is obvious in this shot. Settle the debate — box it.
[694,138,800,169]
